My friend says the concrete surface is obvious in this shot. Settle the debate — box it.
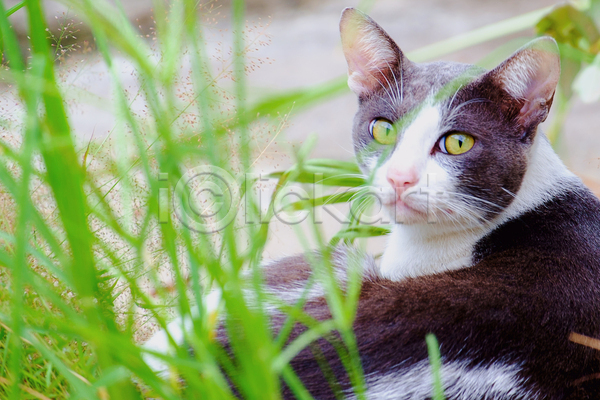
[3,0,600,261]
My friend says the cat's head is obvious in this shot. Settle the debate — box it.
[340,8,560,227]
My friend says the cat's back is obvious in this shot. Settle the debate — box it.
[470,179,600,306]
[346,181,600,400]
[474,180,600,265]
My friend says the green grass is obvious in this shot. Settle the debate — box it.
[0,0,598,399]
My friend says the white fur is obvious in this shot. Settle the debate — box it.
[347,27,397,96]
[495,133,576,225]
[141,281,300,377]
[141,255,345,376]
[342,14,400,99]
[141,289,222,376]
[379,223,487,280]
[498,40,560,105]
[140,248,373,377]
[372,104,487,280]
[372,104,454,222]
[375,103,577,281]
[500,54,538,100]
[265,283,325,304]
[352,359,537,399]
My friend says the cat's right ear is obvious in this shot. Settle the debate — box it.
[340,8,405,96]
[487,37,560,130]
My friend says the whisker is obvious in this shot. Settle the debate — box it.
[501,187,517,198]
[448,84,463,109]
[448,191,504,210]
[443,98,490,130]
[399,57,404,104]
[383,60,402,108]
[434,202,484,229]
[364,70,396,110]
[372,67,399,109]
[432,194,496,226]
[442,201,490,225]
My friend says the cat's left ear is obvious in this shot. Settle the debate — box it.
[339,8,407,97]
[488,37,560,129]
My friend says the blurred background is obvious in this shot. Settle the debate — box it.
[3,0,599,259]
[3,2,600,396]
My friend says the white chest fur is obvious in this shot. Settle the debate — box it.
[379,223,487,280]
[377,133,577,281]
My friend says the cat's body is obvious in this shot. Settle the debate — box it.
[264,184,600,399]
[143,8,600,399]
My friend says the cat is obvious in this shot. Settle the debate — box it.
[143,7,600,399]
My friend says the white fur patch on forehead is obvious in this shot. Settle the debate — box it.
[371,104,442,183]
[370,103,443,188]
[372,102,486,281]
[402,104,442,143]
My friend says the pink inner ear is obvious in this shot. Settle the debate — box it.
[348,52,372,78]
[346,51,388,95]
[519,55,558,103]
[345,50,373,94]
[340,9,399,96]
[498,39,560,104]
[493,38,560,127]
[518,72,555,120]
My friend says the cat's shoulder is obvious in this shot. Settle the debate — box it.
[475,179,600,263]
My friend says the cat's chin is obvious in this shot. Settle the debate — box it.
[384,200,431,225]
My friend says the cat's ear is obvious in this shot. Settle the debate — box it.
[489,37,560,128]
[340,8,406,96]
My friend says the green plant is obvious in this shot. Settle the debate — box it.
[0,0,598,399]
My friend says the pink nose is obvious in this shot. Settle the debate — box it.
[387,168,419,190]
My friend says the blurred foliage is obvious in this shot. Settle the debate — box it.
[535,1,600,141]
[0,1,598,399]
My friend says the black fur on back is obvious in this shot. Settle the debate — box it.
[247,182,600,399]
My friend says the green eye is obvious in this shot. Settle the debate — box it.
[440,132,475,155]
[369,118,397,145]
